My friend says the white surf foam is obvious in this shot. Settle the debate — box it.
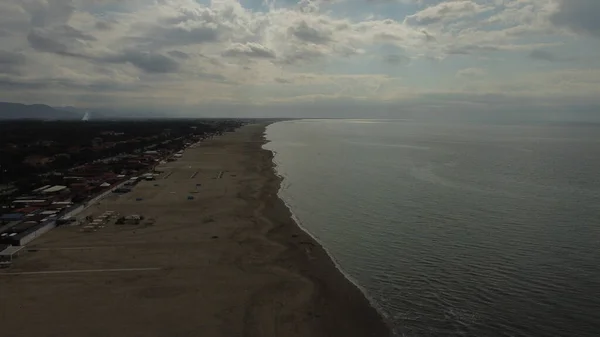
[262,125,398,336]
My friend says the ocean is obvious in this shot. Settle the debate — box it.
[264,119,600,337]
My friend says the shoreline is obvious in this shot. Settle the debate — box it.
[267,160,392,330]
[255,123,391,336]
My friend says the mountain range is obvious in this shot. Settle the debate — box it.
[0,102,84,120]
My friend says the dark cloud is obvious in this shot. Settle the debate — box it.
[422,30,436,42]
[529,49,556,62]
[168,50,190,59]
[222,43,276,58]
[0,75,133,92]
[279,48,325,65]
[27,26,95,58]
[335,45,362,57]
[28,0,75,27]
[383,54,410,65]
[27,29,69,54]
[105,51,180,73]
[28,25,181,75]
[0,51,25,66]
[195,72,227,82]
[551,0,600,38]
[0,51,26,74]
[128,25,220,50]
[456,67,486,78]
[162,8,208,25]
[95,21,113,31]
[405,16,440,27]
[274,77,292,84]
[289,21,332,44]
[446,44,499,55]
[55,25,96,41]
[0,3,29,32]
[529,49,573,62]
[0,77,47,90]
[159,26,219,45]
[404,0,483,26]
[375,32,404,41]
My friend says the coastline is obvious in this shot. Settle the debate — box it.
[0,123,390,337]
[255,123,391,336]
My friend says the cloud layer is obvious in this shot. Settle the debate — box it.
[0,0,599,115]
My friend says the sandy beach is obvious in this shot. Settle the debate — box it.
[0,124,389,337]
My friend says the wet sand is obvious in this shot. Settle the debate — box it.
[0,124,389,337]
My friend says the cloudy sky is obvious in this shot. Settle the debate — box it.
[0,0,599,117]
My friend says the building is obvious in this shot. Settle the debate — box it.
[0,245,25,267]
[32,185,51,194]
[11,199,49,207]
[0,220,56,246]
[0,213,25,223]
[41,185,68,194]
[124,177,139,186]
[113,187,132,193]
[13,207,39,214]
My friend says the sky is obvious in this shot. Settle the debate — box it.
[0,0,599,117]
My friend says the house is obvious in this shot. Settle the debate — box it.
[23,155,52,167]
[12,207,39,214]
[0,213,24,223]
[11,199,49,207]
[32,185,51,194]
[113,187,131,193]
[41,185,68,194]
[0,245,25,266]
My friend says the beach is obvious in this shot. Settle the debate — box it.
[0,124,389,337]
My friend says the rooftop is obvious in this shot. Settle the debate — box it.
[12,200,48,204]
[32,185,51,193]
[0,245,25,256]
[42,185,68,194]
[0,213,24,221]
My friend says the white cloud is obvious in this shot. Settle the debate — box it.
[0,0,598,114]
[223,42,277,58]
[405,0,494,26]
[456,67,486,78]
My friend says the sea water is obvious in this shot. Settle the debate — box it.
[264,119,600,337]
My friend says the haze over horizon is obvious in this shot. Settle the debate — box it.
[1,0,599,118]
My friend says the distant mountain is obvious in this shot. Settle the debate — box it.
[53,106,172,120]
[0,102,83,120]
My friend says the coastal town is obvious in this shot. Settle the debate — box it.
[0,119,245,266]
